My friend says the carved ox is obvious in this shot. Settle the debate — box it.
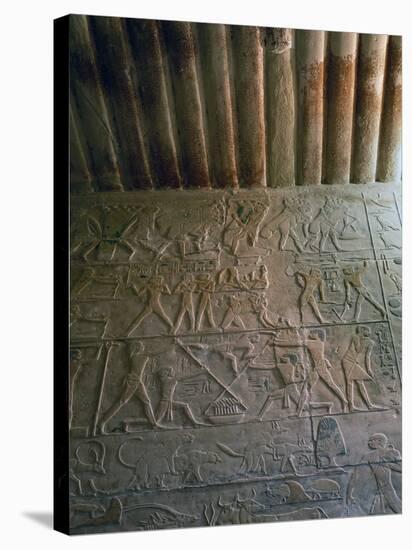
[204,490,267,526]
[204,489,328,526]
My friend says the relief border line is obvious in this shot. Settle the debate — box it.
[69,318,394,344]
[67,457,398,502]
[362,192,401,379]
[70,403,401,438]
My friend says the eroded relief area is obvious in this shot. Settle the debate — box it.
[69,184,401,533]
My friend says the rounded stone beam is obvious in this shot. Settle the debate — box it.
[265,28,296,187]
[162,21,210,189]
[352,34,388,184]
[296,30,326,185]
[126,19,182,189]
[325,32,357,184]
[69,15,123,191]
[231,25,266,188]
[377,36,402,183]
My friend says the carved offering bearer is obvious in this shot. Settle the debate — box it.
[68,184,401,533]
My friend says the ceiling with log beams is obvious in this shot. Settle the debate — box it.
[68,15,402,192]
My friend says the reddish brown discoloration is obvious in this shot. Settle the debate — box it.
[197,23,238,189]
[89,16,153,190]
[69,15,123,191]
[232,26,266,188]
[162,21,210,188]
[126,20,182,189]
[68,16,401,192]
[352,34,388,184]
[325,33,357,185]
[377,36,402,183]
[297,31,325,186]
[266,28,296,187]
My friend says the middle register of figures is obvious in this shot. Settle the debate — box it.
[69,183,402,534]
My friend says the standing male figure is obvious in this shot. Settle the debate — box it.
[297,329,348,416]
[127,275,173,335]
[295,268,325,324]
[221,294,245,330]
[195,273,216,332]
[342,325,381,411]
[156,365,208,427]
[99,341,160,433]
[173,274,196,334]
[343,262,386,321]
[347,433,401,514]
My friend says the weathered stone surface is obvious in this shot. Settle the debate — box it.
[69,182,401,534]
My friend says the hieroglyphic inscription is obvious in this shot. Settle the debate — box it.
[69,184,401,533]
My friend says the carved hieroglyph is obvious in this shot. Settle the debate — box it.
[69,183,401,533]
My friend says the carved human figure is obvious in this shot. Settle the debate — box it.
[340,207,360,238]
[295,268,325,324]
[347,433,401,514]
[173,274,196,334]
[389,271,402,293]
[156,365,207,427]
[342,326,381,411]
[306,198,344,252]
[254,264,269,289]
[127,275,173,335]
[374,214,400,233]
[99,341,159,432]
[77,209,138,262]
[342,262,386,321]
[135,235,172,262]
[187,224,218,255]
[225,199,268,254]
[205,335,256,377]
[296,329,348,415]
[257,353,303,420]
[260,197,310,252]
[244,334,261,361]
[137,205,161,237]
[195,273,216,332]
[221,294,246,330]
[241,265,270,290]
[218,266,246,290]
[250,293,281,329]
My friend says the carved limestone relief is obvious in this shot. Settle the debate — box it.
[69,183,401,533]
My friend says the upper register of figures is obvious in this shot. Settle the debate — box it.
[68,183,401,533]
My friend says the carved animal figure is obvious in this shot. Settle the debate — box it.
[123,503,198,531]
[173,450,221,483]
[118,434,196,490]
[279,480,312,503]
[69,440,106,496]
[204,490,267,526]
[204,490,327,526]
[71,498,122,530]
[271,439,315,474]
[272,507,328,521]
[307,479,341,500]
[217,436,314,476]
[217,440,273,475]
